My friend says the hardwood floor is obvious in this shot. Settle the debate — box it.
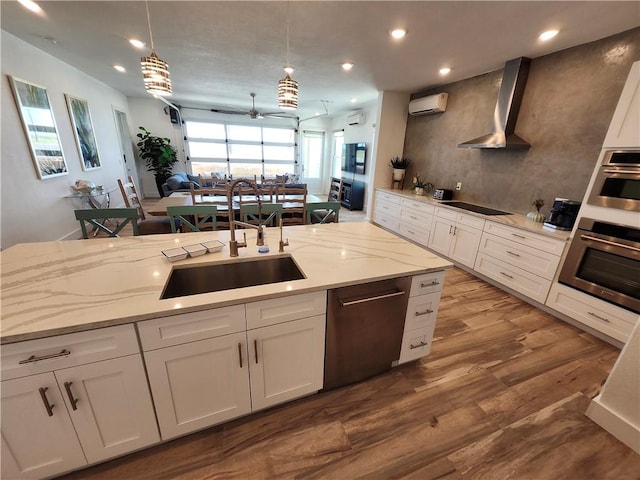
[58,268,639,479]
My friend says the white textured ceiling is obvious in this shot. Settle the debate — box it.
[2,1,639,119]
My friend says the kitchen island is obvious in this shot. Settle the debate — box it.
[0,222,452,479]
[1,222,451,343]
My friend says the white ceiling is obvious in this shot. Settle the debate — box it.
[2,1,639,119]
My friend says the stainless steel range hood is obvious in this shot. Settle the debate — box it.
[458,57,531,150]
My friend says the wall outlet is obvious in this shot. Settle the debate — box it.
[455,182,462,191]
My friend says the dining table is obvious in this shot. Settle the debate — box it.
[146,192,326,217]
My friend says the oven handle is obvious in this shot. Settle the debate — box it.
[580,234,640,253]
[603,168,640,175]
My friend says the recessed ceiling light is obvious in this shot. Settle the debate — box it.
[439,67,451,75]
[539,30,559,41]
[17,0,42,13]
[341,63,354,71]
[350,97,357,103]
[390,28,407,40]
[129,38,146,49]
[114,65,126,73]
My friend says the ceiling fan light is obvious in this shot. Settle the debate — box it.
[141,51,172,96]
[278,74,298,110]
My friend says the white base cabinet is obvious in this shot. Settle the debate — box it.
[139,292,327,440]
[397,271,445,364]
[1,373,87,480]
[428,207,485,268]
[1,325,159,479]
[248,315,326,411]
[546,283,638,343]
[144,332,252,440]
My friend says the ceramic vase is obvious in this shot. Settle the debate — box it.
[414,187,424,196]
[526,211,545,223]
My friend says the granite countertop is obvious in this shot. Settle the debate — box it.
[377,188,571,242]
[0,222,452,344]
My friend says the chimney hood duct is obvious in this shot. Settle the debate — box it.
[458,57,531,149]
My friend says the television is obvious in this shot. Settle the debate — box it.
[341,142,366,174]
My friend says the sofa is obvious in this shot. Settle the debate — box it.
[161,172,200,196]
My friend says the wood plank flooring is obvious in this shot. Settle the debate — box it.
[58,268,639,479]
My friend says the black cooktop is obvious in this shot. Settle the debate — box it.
[444,201,512,216]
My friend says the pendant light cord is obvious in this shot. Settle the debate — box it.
[145,0,155,52]
[285,1,290,68]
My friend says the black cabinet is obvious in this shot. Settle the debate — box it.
[341,178,364,211]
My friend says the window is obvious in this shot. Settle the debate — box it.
[185,120,296,178]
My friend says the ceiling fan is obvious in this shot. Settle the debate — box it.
[210,93,296,120]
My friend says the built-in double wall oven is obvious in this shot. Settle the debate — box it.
[587,149,640,211]
[559,217,640,314]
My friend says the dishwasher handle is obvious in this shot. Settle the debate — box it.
[339,290,406,307]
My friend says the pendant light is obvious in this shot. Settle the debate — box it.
[278,1,298,110]
[140,1,172,96]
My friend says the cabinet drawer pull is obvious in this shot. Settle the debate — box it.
[339,290,405,307]
[39,387,55,417]
[588,311,611,324]
[500,271,514,279]
[420,280,440,288]
[449,225,453,235]
[410,215,417,220]
[415,309,434,316]
[64,381,79,411]
[19,349,71,364]
[511,233,526,239]
[254,339,259,364]
[506,250,521,257]
[407,229,415,235]
[409,341,429,349]
[238,343,243,368]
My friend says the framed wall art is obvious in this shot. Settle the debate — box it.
[8,75,68,179]
[65,94,101,170]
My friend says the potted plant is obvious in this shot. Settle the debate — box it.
[136,126,179,197]
[390,156,411,181]
[412,174,434,196]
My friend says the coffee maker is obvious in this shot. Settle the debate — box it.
[544,198,581,231]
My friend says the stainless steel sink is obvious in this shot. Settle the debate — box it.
[444,201,512,216]
[161,256,306,299]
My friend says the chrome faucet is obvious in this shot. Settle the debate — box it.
[228,178,264,257]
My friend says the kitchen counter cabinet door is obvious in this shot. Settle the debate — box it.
[603,61,639,148]
[53,355,160,463]
[429,209,484,268]
[144,332,251,440]
[248,314,325,411]
[1,373,87,479]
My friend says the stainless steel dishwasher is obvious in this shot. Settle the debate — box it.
[324,276,411,390]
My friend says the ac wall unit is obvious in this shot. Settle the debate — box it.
[409,93,448,115]
[347,112,366,125]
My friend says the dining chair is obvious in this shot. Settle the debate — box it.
[166,205,218,232]
[190,183,231,229]
[306,201,341,224]
[240,203,283,227]
[75,208,139,238]
[118,176,177,235]
[276,184,307,225]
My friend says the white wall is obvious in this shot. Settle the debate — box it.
[1,32,130,249]
[367,91,410,216]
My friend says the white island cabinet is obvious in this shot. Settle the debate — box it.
[1,325,159,479]
[139,292,326,440]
